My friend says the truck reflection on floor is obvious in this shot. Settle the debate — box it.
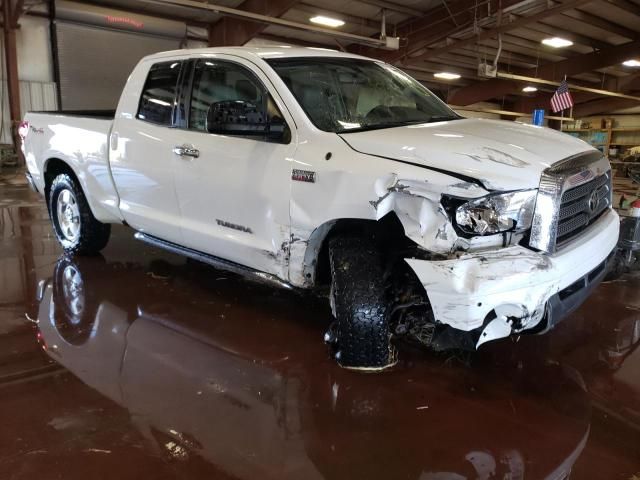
[36,255,591,480]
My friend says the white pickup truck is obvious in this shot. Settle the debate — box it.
[21,47,619,370]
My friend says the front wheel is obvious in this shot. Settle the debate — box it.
[49,173,111,255]
[327,236,396,370]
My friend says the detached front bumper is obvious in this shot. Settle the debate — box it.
[405,208,619,347]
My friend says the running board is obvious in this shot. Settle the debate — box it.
[133,232,294,290]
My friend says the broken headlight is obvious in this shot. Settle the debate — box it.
[455,190,537,235]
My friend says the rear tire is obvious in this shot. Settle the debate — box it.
[52,255,99,345]
[49,173,111,255]
[327,236,396,370]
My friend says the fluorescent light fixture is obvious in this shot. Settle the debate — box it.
[623,59,640,67]
[310,16,345,28]
[541,37,573,48]
[522,86,538,92]
[434,72,461,80]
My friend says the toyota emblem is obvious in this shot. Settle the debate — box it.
[588,189,599,213]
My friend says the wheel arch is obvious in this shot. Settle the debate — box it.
[42,157,119,223]
[301,211,410,288]
[43,157,80,206]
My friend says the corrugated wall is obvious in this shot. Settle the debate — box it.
[0,80,57,145]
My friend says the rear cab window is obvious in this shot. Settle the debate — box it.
[137,61,183,126]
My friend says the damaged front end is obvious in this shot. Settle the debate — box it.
[369,171,618,350]
[371,173,537,257]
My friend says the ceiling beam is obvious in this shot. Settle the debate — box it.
[618,72,640,90]
[409,0,593,62]
[448,38,640,105]
[571,75,640,115]
[516,18,611,50]
[605,0,640,16]
[512,90,600,111]
[350,0,504,63]
[355,0,424,17]
[429,47,552,72]
[573,94,640,116]
[447,45,541,67]
[561,8,638,39]
[208,0,300,46]
[474,33,566,59]
[498,72,640,100]
[256,32,325,48]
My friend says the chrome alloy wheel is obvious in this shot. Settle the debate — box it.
[61,264,85,322]
[56,189,81,242]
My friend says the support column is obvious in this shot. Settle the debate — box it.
[3,0,22,163]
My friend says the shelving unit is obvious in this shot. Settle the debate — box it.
[562,119,640,158]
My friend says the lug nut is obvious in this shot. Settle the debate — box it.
[324,330,337,344]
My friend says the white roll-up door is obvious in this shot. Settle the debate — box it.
[54,0,187,110]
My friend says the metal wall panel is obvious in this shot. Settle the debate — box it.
[0,80,57,144]
[56,0,187,38]
[55,21,180,110]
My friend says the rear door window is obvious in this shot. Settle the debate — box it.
[137,61,182,126]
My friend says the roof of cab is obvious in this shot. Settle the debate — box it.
[142,46,373,62]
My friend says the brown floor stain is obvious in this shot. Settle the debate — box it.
[0,171,639,479]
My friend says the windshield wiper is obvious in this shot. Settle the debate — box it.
[339,120,426,133]
[427,115,461,123]
[339,114,461,133]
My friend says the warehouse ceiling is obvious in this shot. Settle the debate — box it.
[16,0,640,114]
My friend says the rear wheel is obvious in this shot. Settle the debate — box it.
[52,255,100,345]
[49,173,111,255]
[327,236,396,370]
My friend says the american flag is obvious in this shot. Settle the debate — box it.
[550,79,574,113]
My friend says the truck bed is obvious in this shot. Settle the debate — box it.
[22,110,123,224]
[28,110,116,119]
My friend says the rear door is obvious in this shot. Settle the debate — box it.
[172,56,296,279]
[110,60,185,244]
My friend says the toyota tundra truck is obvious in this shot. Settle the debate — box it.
[20,46,619,370]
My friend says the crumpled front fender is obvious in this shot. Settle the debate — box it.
[371,173,490,254]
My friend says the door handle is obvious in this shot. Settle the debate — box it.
[173,145,200,158]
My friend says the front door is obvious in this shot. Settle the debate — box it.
[173,56,296,279]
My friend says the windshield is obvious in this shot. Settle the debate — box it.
[266,58,460,133]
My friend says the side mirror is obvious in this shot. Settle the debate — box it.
[206,100,268,135]
[206,100,286,141]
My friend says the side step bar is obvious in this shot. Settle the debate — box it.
[134,232,294,290]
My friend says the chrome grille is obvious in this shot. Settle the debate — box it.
[529,151,612,254]
[556,171,611,245]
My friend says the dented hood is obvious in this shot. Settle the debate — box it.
[340,118,597,191]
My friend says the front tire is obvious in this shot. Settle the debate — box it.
[327,236,396,370]
[49,173,111,255]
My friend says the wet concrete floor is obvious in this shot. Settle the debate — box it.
[1,171,639,479]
